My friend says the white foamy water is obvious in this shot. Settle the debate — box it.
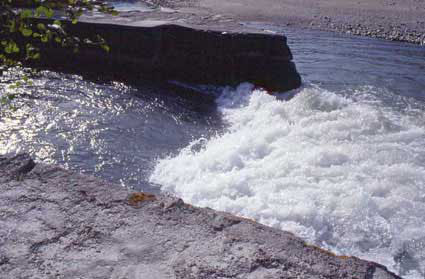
[150,83,425,278]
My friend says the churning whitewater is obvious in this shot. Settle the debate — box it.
[150,83,425,278]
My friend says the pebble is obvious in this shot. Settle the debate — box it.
[315,19,424,45]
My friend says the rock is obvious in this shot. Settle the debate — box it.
[26,17,301,92]
[0,153,35,182]
[0,153,401,278]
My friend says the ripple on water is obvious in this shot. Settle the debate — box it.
[0,69,222,191]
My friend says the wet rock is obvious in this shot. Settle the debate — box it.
[0,153,35,182]
[0,155,398,279]
[0,153,401,278]
[0,255,9,265]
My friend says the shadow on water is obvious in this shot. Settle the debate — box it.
[0,68,224,192]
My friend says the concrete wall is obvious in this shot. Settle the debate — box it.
[30,20,302,92]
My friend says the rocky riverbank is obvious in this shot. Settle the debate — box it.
[145,0,425,45]
[307,17,425,45]
[0,153,402,278]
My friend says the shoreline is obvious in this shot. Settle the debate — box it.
[0,153,401,278]
[269,15,425,46]
[150,0,425,45]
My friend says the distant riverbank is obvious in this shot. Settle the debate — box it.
[158,0,425,44]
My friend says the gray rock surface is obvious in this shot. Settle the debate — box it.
[0,153,401,278]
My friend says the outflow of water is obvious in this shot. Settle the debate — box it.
[1,26,424,278]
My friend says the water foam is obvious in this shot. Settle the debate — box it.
[150,83,425,278]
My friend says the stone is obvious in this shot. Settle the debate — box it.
[0,153,35,183]
[0,153,401,279]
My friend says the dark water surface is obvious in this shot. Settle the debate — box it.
[0,72,222,192]
[1,26,425,278]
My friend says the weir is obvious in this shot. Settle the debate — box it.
[3,2,425,278]
[27,15,301,92]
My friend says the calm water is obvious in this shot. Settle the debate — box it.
[1,27,425,278]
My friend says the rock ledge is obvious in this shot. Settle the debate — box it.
[0,153,400,278]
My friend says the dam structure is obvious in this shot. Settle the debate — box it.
[29,5,302,92]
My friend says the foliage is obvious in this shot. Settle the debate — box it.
[0,0,117,106]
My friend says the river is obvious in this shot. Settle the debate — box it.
[1,25,425,278]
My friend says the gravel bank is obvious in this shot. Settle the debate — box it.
[200,0,425,44]
[145,0,425,45]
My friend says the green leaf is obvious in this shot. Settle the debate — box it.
[35,6,46,17]
[101,44,110,52]
[8,20,16,32]
[21,28,33,37]
[13,44,20,53]
[37,23,46,31]
[4,41,20,54]
[35,6,54,18]
[45,8,54,18]
[41,35,49,43]
[1,96,8,106]
[0,0,114,73]
[20,9,33,19]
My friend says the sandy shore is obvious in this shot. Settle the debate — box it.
[148,0,425,44]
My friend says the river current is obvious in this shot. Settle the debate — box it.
[1,26,424,278]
